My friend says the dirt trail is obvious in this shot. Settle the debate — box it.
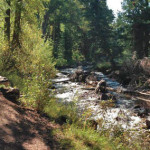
[0,92,60,150]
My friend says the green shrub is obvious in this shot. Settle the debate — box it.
[72,49,85,64]
[96,62,112,71]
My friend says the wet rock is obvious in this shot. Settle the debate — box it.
[0,87,20,101]
[95,79,107,93]
[137,109,148,118]
[99,93,116,101]
[146,117,150,129]
[134,105,141,109]
[85,72,98,86]
[70,73,78,82]
[133,105,148,118]
[0,76,10,86]
[69,69,88,82]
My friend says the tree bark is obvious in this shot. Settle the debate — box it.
[133,24,144,59]
[4,0,10,43]
[12,0,22,50]
[42,10,51,41]
[143,24,150,57]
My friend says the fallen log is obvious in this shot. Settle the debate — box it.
[81,87,95,90]
[81,86,117,92]
[123,90,150,99]
[52,78,70,83]
[135,97,150,109]
[82,85,150,105]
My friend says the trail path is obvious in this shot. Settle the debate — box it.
[0,92,60,150]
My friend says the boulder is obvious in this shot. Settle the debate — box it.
[137,109,148,118]
[134,105,148,118]
[69,68,88,82]
[0,76,10,86]
[0,87,20,101]
[70,73,78,82]
[69,68,91,82]
[95,80,107,93]
[85,72,98,86]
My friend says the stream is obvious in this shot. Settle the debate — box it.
[52,66,149,130]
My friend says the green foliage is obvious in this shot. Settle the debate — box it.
[56,31,68,67]
[120,0,150,59]
[20,74,51,111]
[43,99,78,123]
[0,0,56,112]
[79,0,114,62]
[42,0,116,65]
[96,62,112,71]
[72,49,85,64]
[99,99,115,109]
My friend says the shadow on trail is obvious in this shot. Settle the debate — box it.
[0,93,60,150]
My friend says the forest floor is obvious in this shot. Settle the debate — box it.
[0,92,61,150]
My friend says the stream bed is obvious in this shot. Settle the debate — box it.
[52,66,149,130]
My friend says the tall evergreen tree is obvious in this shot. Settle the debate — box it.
[122,0,150,58]
[80,0,114,62]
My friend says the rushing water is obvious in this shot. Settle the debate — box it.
[52,66,148,130]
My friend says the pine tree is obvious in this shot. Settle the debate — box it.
[122,0,150,58]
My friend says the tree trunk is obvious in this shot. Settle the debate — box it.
[143,24,150,57]
[133,24,144,59]
[52,22,60,58]
[42,10,51,41]
[4,0,10,43]
[12,0,22,50]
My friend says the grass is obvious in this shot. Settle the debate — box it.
[54,124,130,150]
